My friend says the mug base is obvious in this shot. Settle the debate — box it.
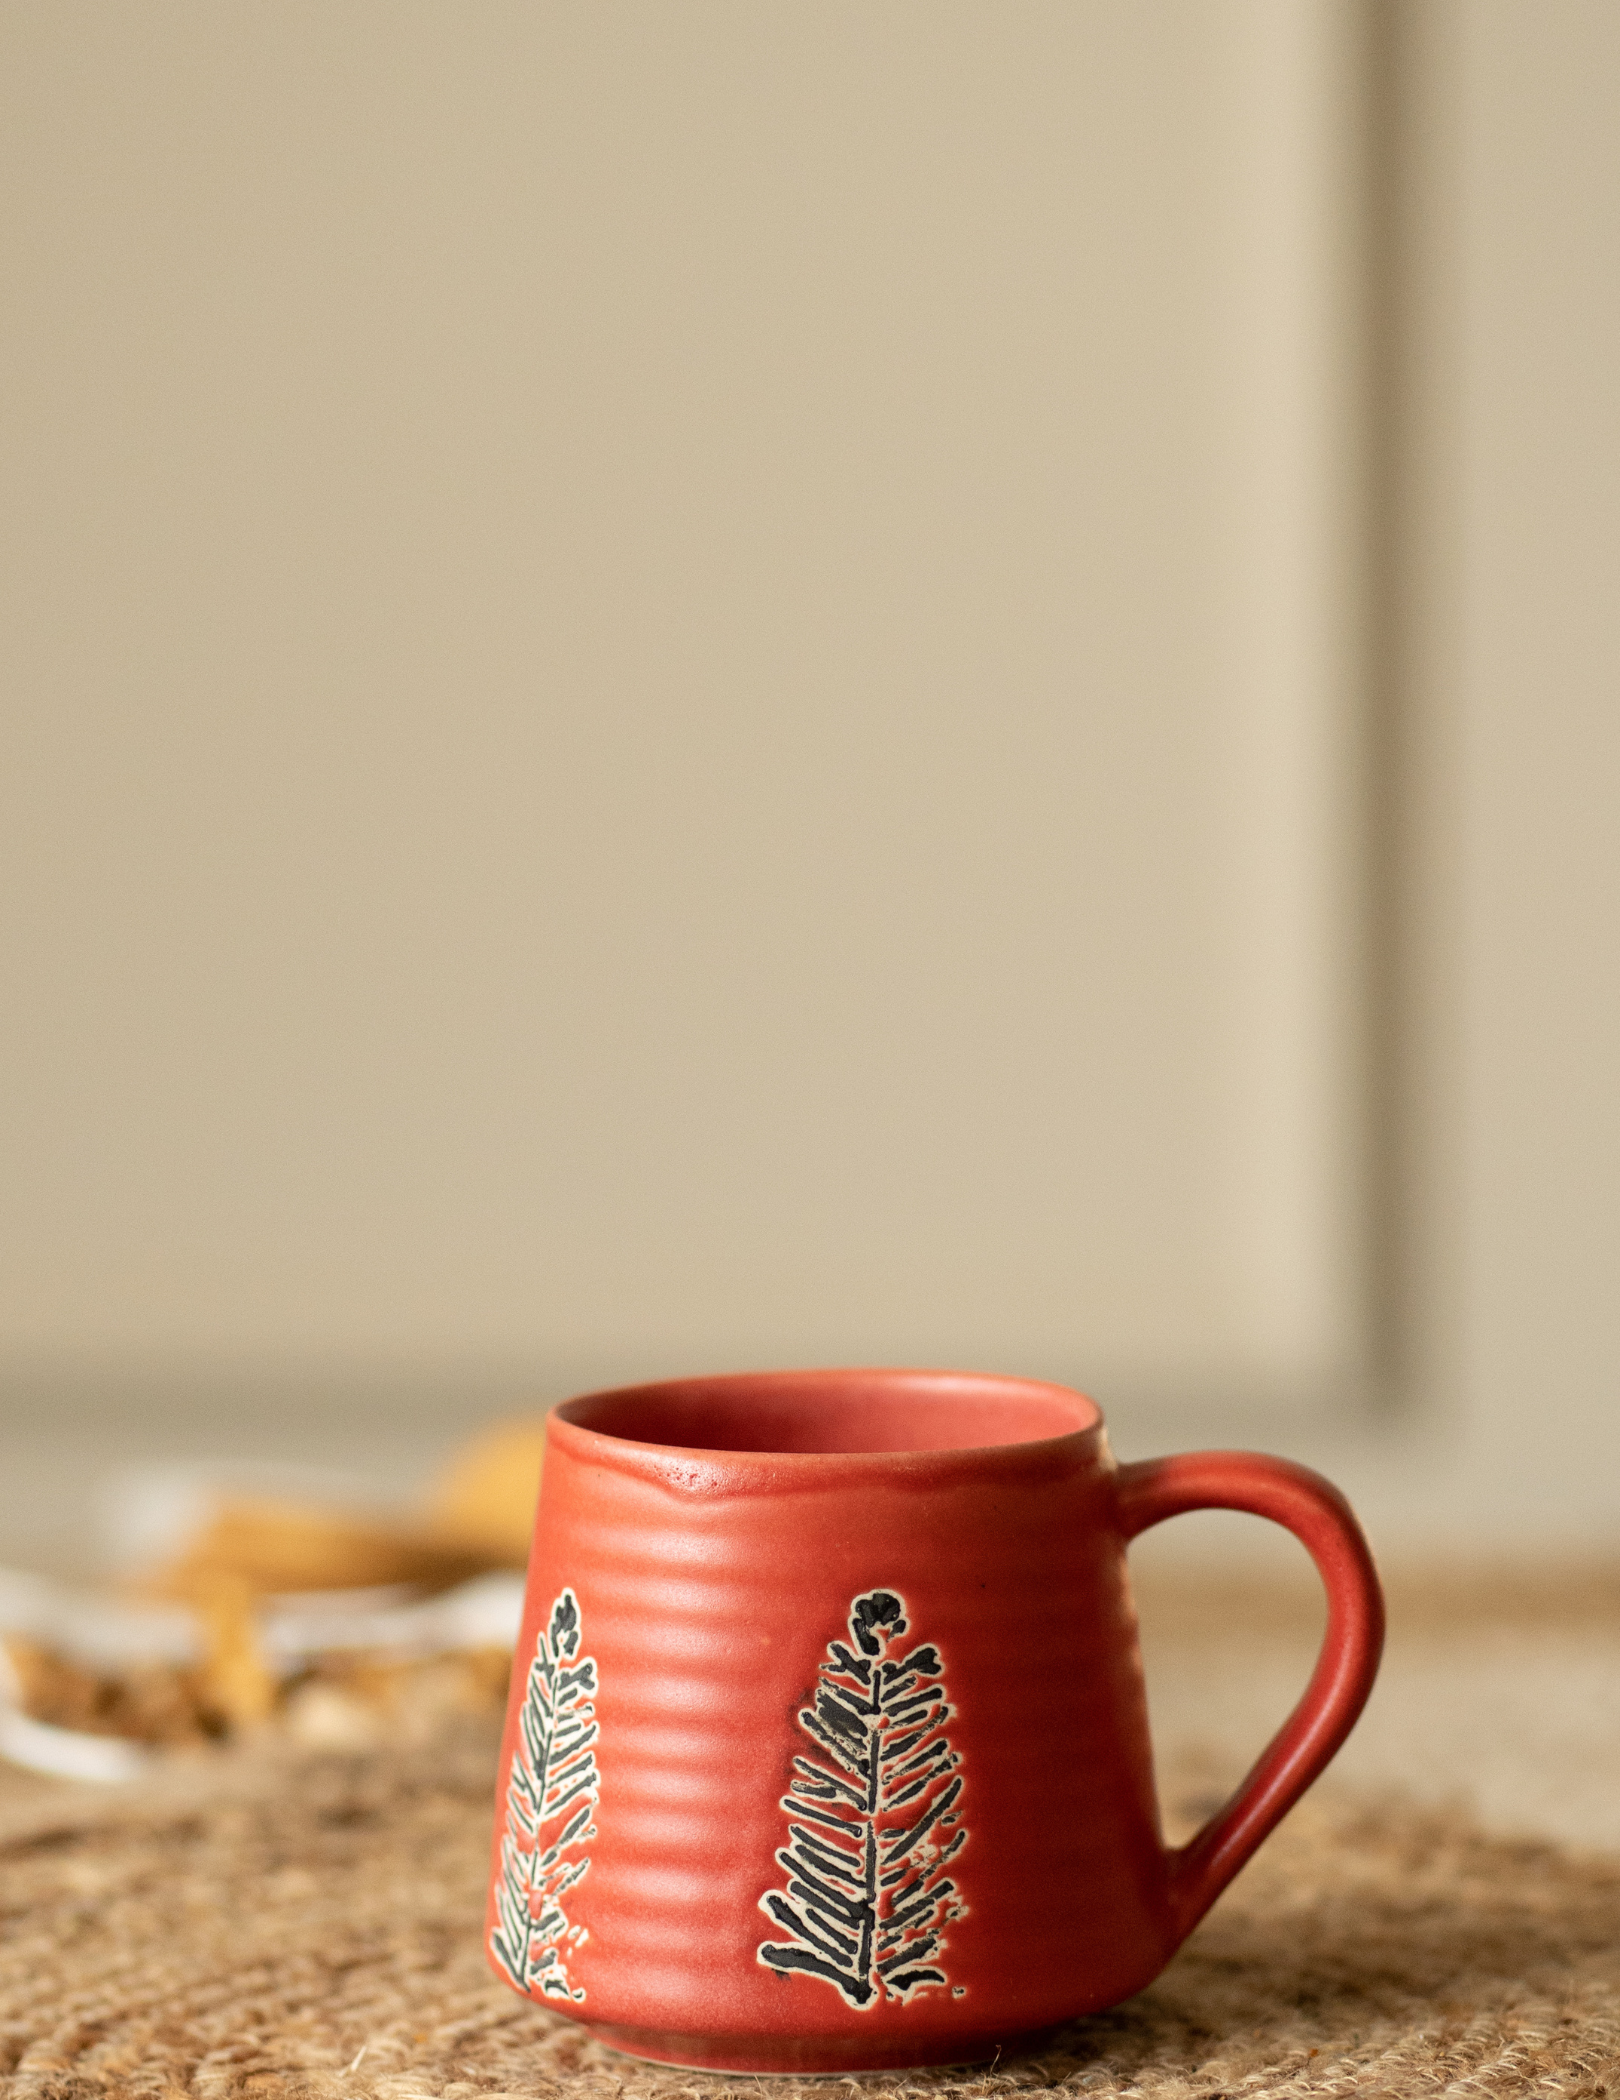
[578,2016,1062,2075]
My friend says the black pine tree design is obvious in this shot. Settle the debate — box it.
[757,1588,968,2008]
[489,1586,599,2002]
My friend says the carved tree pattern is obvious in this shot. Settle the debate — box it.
[758,1588,968,2008]
[490,1586,599,2002]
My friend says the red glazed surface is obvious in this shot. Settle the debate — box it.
[484,1369,1383,2073]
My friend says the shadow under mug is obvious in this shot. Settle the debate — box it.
[484,1369,1384,2073]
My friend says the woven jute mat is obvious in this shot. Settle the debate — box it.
[1,1720,1616,2100]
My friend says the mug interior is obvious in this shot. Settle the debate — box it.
[556,1369,1098,1456]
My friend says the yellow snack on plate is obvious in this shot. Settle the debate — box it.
[144,1498,496,1600]
[191,1573,277,1728]
[424,1417,547,1565]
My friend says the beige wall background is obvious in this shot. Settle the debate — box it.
[1,2,1616,1548]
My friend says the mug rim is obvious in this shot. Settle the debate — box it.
[549,1365,1104,1472]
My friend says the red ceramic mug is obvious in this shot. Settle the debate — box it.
[485,1369,1383,2073]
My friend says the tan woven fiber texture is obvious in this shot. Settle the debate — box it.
[1,1723,1617,2100]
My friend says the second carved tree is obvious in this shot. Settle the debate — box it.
[758,1588,969,2008]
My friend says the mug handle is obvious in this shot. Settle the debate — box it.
[1116,1450,1385,1943]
